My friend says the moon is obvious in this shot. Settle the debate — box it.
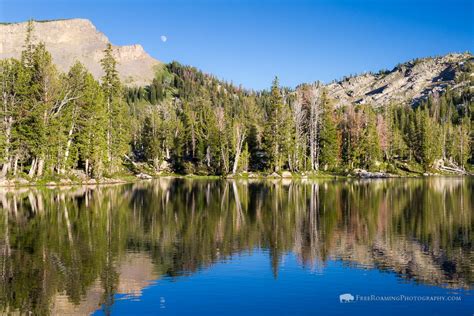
[160,35,167,43]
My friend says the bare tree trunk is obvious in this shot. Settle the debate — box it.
[62,121,75,174]
[85,158,89,177]
[221,147,229,174]
[36,158,45,178]
[12,156,18,176]
[206,145,211,168]
[232,128,245,174]
[0,160,8,178]
[1,117,12,178]
[309,86,321,171]
[28,158,37,178]
[293,92,306,172]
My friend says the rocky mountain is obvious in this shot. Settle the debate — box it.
[1,19,471,104]
[0,19,161,86]
[300,52,473,107]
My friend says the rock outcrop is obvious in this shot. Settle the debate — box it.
[0,19,161,86]
[298,53,473,108]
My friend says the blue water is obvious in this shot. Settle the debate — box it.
[2,179,472,315]
[95,250,473,316]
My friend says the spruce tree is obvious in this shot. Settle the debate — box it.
[100,43,130,174]
[264,77,285,172]
[318,91,338,170]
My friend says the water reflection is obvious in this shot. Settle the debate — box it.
[0,178,472,314]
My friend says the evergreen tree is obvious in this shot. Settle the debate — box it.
[0,58,29,177]
[1,32,472,178]
[100,43,130,173]
[27,43,61,177]
[318,91,339,170]
[263,77,287,172]
[417,107,442,169]
[75,71,108,178]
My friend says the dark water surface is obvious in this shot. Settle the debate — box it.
[0,178,472,315]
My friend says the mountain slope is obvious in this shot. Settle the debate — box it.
[0,19,161,86]
[300,53,472,108]
[1,19,471,104]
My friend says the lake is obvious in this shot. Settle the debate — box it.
[0,178,472,315]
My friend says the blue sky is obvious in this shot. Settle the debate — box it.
[1,0,472,89]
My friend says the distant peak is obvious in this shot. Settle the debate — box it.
[0,18,161,86]
[1,18,94,25]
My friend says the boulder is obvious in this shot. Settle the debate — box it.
[15,178,30,185]
[159,160,171,172]
[71,169,87,180]
[281,171,292,178]
[136,173,153,180]
[353,169,393,178]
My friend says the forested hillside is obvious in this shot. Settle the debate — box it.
[0,22,473,181]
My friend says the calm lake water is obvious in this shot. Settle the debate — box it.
[0,178,472,315]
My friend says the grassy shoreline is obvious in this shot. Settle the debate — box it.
[0,169,472,188]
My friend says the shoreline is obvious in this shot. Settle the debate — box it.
[0,171,472,188]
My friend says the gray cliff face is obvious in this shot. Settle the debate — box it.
[0,19,161,86]
[299,53,473,107]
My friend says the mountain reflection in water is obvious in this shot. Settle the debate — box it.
[0,178,472,314]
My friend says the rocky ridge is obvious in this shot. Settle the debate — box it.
[0,19,161,86]
[299,52,473,107]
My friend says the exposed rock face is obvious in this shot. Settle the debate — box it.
[299,53,473,107]
[0,19,161,86]
[0,19,471,102]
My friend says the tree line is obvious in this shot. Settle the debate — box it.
[0,22,129,179]
[1,23,472,179]
[127,63,473,175]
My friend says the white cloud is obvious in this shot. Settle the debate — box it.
[160,35,167,43]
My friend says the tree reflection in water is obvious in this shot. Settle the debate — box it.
[0,178,472,314]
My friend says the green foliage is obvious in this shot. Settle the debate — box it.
[101,43,130,173]
[0,28,472,178]
[263,77,294,172]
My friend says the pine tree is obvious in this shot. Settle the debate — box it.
[418,108,442,169]
[100,43,130,174]
[318,91,338,170]
[2,30,473,178]
[27,43,61,178]
[75,71,108,178]
[264,77,286,172]
[0,58,29,177]
[362,107,382,169]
